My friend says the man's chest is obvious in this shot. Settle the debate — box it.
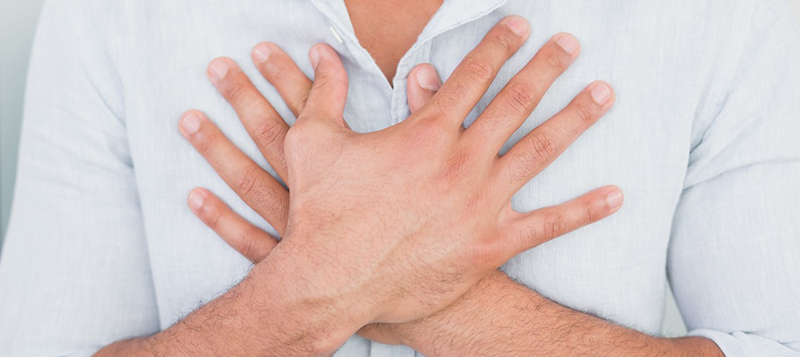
[117,0,702,333]
[125,66,692,334]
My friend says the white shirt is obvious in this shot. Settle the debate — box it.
[1,0,799,356]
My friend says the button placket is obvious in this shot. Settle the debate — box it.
[309,0,395,98]
[390,42,433,125]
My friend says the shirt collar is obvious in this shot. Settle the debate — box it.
[415,0,507,50]
[309,0,507,52]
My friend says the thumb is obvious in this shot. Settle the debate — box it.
[407,63,441,113]
[302,43,350,128]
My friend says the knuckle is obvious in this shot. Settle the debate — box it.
[542,211,566,239]
[283,126,306,155]
[406,109,452,150]
[558,120,579,139]
[285,119,315,142]
[582,201,597,224]
[292,88,310,113]
[195,129,219,154]
[311,73,330,90]
[515,223,538,247]
[224,80,247,101]
[256,187,282,217]
[266,64,288,82]
[204,203,222,230]
[505,83,536,115]
[545,52,566,71]
[414,111,448,133]
[492,31,516,54]
[238,234,255,261]
[417,104,447,124]
[463,57,495,83]
[505,132,559,184]
[439,153,471,183]
[312,72,347,91]
[573,102,596,125]
[253,121,285,149]
[524,131,558,165]
[234,166,262,198]
[287,119,310,137]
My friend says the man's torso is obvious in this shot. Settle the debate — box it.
[112,1,752,355]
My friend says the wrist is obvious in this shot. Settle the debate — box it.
[389,270,517,355]
[249,242,372,353]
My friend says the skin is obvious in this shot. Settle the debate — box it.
[95,18,626,356]
[91,1,726,352]
[180,16,725,357]
[344,0,444,82]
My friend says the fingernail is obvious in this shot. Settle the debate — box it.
[188,191,204,210]
[181,112,202,135]
[309,46,321,70]
[415,66,441,91]
[253,43,273,64]
[507,17,530,37]
[590,83,612,105]
[555,33,579,55]
[208,58,230,81]
[606,189,623,210]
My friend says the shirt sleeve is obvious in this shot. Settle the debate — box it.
[667,1,800,355]
[0,1,160,356]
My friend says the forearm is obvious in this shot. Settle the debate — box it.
[96,281,270,356]
[95,259,355,357]
[392,271,723,357]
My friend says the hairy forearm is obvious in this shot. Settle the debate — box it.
[391,271,723,357]
[95,259,354,357]
[95,282,263,356]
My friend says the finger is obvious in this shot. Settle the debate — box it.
[407,63,441,113]
[357,324,402,345]
[467,33,580,153]
[180,110,289,235]
[188,188,278,263]
[496,81,614,195]
[502,185,623,257]
[253,42,353,131]
[207,57,290,181]
[300,44,349,128]
[424,16,529,128]
[252,42,312,118]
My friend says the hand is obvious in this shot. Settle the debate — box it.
[181,15,620,338]
[182,45,443,345]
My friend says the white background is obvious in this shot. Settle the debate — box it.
[2,0,800,337]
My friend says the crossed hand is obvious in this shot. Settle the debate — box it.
[179,16,620,345]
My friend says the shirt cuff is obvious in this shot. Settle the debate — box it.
[688,329,800,356]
